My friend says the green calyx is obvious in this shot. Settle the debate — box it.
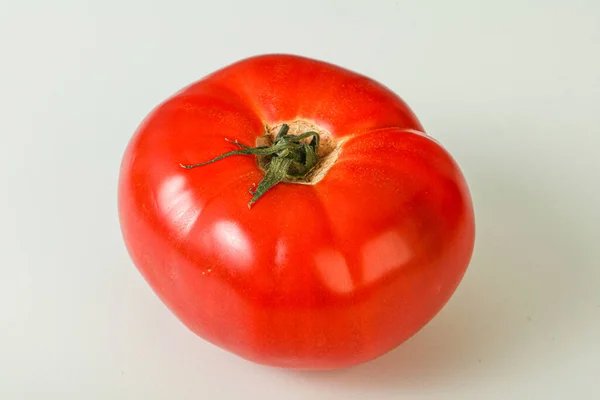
[180,124,321,208]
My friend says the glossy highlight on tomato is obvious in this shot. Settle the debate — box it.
[118,54,475,370]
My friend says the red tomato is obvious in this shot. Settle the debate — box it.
[118,54,475,370]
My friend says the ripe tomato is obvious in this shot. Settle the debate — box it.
[118,54,475,370]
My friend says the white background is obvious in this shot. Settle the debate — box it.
[1,1,599,399]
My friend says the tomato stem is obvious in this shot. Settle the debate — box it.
[180,124,321,208]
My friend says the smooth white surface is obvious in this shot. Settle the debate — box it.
[1,1,599,398]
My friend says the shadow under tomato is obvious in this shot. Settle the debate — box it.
[286,157,591,391]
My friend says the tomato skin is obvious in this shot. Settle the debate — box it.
[118,54,475,370]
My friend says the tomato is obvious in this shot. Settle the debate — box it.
[118,54,475,370]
